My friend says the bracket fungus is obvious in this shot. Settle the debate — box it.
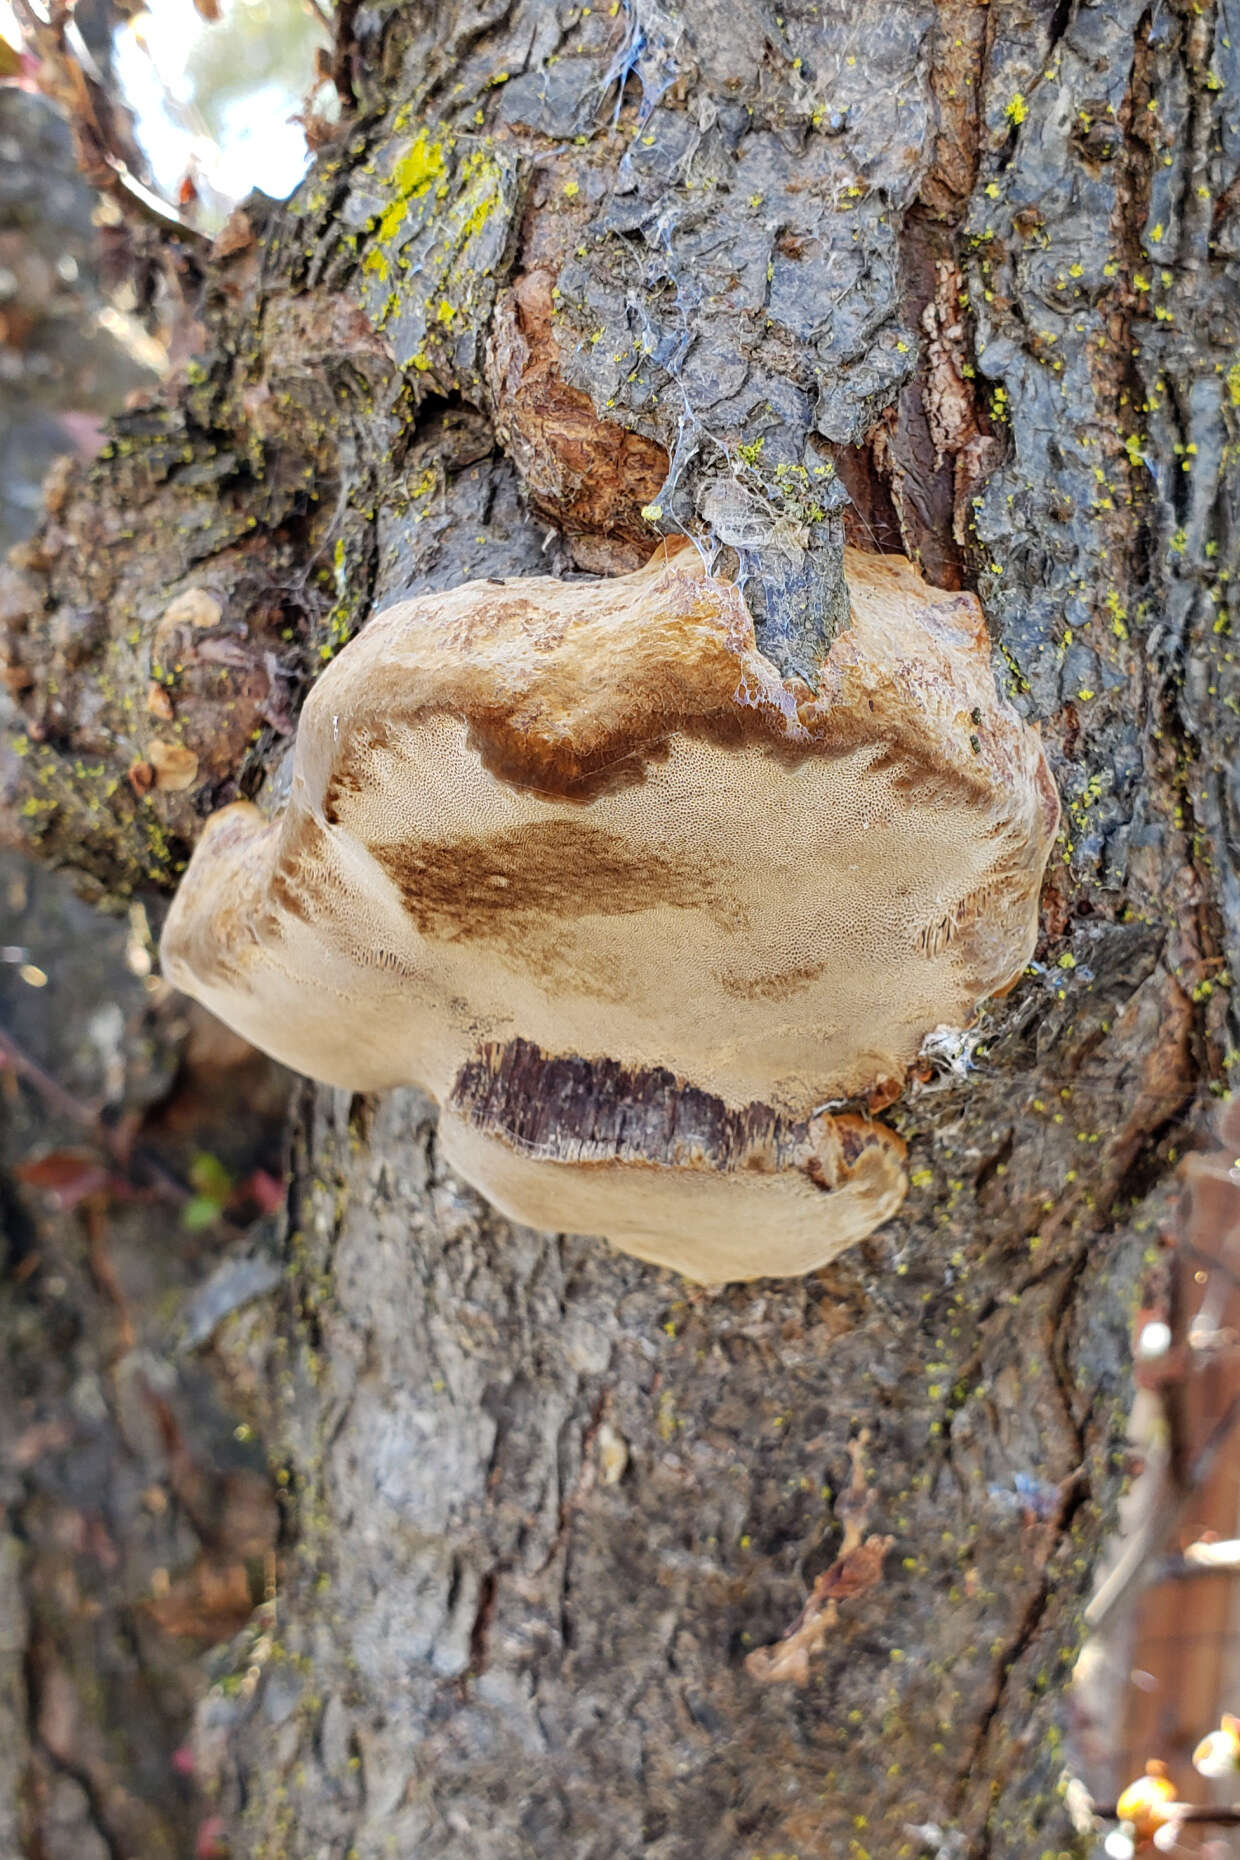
[161,542,1058,1282]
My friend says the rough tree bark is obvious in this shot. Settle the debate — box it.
[2,2,1238,1856]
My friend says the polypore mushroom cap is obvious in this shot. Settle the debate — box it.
[161,541,1058,1278]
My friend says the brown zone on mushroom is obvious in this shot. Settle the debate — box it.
[313,548,1041,812]
[369,820,741,950]
[316,565,765,807]
[717,959,829,1003]
[268,816,350,928]
[450,1037,904,1184]
[321,700,1003,816]
[916,873,1022,961]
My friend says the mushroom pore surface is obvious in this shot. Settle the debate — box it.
[161,543,1058,1281]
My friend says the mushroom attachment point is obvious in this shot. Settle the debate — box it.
[161,543,1059,1282]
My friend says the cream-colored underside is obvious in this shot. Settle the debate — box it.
[438,1113,906,1283]
[164,718,1042,1108]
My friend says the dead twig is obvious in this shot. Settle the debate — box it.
[1094,1802,1240,1827]
[0,1019,100,1128]
[0,1017,241,1226]
[12,0,207,243]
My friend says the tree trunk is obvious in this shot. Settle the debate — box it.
[4,2,1237,1855]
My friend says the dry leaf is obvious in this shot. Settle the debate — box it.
[196,1816,229,1859]
[212,207,255,259]
[241,1168,287,1216]
[16,1149,112,1209]
[816,1530,892,1601]
[10,1418,73,1468]
[745,1533,892,1686]
[148,740,199,791]
[147,682,175,722]
[128,758,155,799]
[144,1558,254,1639]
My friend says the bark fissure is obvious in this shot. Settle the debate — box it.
[965,1481,1091,1860]
[24,1649,128,1860]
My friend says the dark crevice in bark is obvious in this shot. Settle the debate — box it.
[963,1481,1090,1860]
[1049,0,1075,50]
[972,1129,1015,1198]
[830,440,905,556]
[1048,1261,1097,1469]
[330,0,363,109]
[467,1568,500,1676]
[949,1233,1102,1843]
[24,1661,126,1860]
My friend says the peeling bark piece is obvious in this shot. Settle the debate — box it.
[442,1039,906,1282]
[486,269,669,573]
[161,543,1057,1277]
